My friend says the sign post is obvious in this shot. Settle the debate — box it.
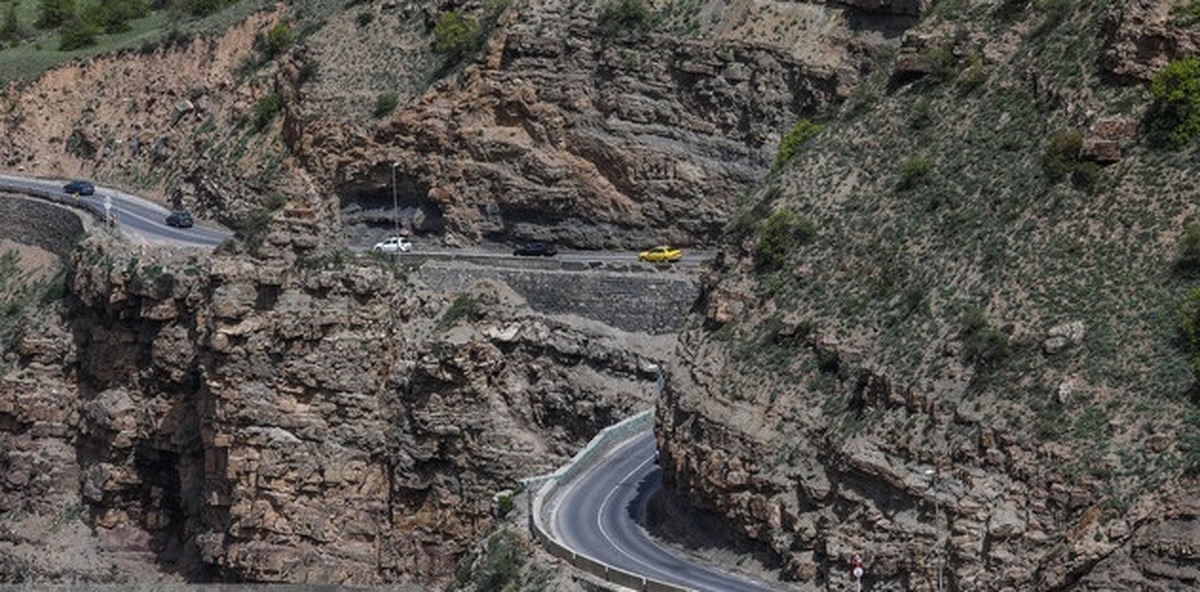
[851,553,864,592]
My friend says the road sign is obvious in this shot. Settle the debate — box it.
[853,566,864,578]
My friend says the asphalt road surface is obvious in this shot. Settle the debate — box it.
[551,430,781,592]
[0,174,230,247]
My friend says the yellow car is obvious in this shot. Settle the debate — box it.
[638,245,683,263]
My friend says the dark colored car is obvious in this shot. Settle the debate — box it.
[165,211,194,228]
[63,180,95,196]
[513,241,558,257]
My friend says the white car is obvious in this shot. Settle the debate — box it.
[372,236,412,253]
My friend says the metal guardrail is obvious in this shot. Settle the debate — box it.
[522,409,692,592]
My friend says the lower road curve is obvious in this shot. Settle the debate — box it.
[550,430,780,592]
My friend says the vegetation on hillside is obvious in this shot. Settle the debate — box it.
[716,0,1200,508]
[0,0,269,83]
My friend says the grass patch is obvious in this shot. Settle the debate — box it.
[0,0,268,84]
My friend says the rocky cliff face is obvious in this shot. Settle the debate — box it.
[1,0,905,248]
[312,0,896,248]
[1,203,662,584]
[657,1,1200,589]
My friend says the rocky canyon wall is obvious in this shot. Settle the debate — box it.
[2,221,664,584]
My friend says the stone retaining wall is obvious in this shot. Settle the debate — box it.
[0,196,86,257]
[419,264,699,334]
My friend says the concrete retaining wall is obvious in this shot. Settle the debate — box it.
[523,409,692,592]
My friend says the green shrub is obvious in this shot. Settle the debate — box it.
[357,11,374,27]
[755,208,817,271]
[2,2,26,43]
[1182,412,1200,476]
[896,155,932,191]
[36,0,74,30]
[263,22,294,58]
[252,92,281,131]
[181,0,233,17]
[924,45,958,83]
[909,99,934,130]
[1032,0,1072,35]
[298,56,320,85]
[1177,223,1200,275]
[81,0,148,35]
[372,92,398,118]
[1146,57,1200,148]
[1179,288,1200,382]
[773,118,821,169]
[598,0,657,36]
[58,15,99,50]
[233,208,273,252]
[957,53,987,92]
[439,294,482,329]
[1070,161,1101,194]
[433,10,480,60]
[961,307,1009,369]
[996,0,1031,21]
[1042,128,1083,183]
[473,530,525,591]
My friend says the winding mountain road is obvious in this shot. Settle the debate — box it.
[550,430,781,592]
[4,172,761,588]
[0,174,230,247]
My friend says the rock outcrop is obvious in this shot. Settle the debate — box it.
[1101,0,1200,83]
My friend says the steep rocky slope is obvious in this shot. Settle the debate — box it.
[658,1,1200,589]
[1,0,907,248]
[1,200,664,584]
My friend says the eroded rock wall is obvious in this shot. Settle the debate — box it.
[3,216,661,584]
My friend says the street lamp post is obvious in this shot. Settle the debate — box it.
[925,468,943,592]
[390,162,399,239]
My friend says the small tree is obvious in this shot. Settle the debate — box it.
[1179,223,1200,276]
[433,10,479,61]
[897,155,932,191]
[960,307,1009,369]
[36,0,75,30]
[372,92,398,118]
[59,14,99,50]
[756,208,817,271]
[2,2,25,44]
[252,92,282,131]
[1042,128,1083,183]
[1180,288,1200,382]
[1147,56,1200,148]
[263,22,294,58]
[598,0,656,36]
[773,118,821,170]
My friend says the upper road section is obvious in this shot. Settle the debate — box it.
[0,173,230,247]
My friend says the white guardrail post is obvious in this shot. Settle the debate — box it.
[521,409,693,592]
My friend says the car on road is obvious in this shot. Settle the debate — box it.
[63,180,95,196]
[513,241,558,257]
[373,236,412,253]
[165,211,194,228]
[638,245,682,263]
